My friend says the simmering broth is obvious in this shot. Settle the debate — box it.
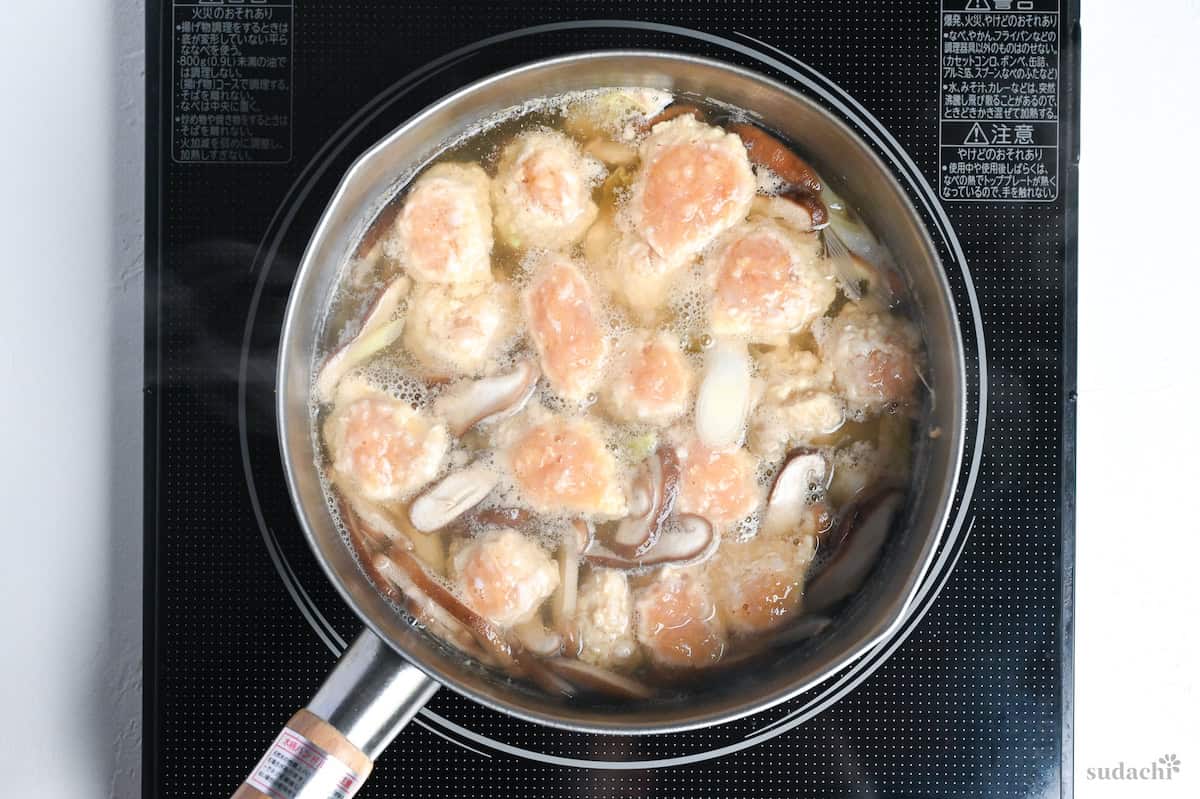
[310,88,926,700]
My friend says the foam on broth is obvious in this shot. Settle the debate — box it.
[308,88,927,699]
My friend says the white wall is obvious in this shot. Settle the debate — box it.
[1075,0,1200,795]
[0,2,144,798]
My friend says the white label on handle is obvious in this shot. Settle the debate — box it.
[245,727,362,799]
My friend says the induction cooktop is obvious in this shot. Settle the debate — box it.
[145,2,1079,796]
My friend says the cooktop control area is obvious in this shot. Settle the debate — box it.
[146,2,1078,796]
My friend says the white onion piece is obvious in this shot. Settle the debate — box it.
[315,276,410,403]
[408,461,499,533]
[695,339,753,450]
[433,360,539,436]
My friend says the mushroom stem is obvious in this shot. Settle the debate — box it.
[552,521,584,633]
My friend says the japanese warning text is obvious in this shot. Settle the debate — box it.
[171,0,293,164]
[939,0,1060,202]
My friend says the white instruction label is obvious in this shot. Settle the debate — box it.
[245,727,362,799]
[939,0,1061,201]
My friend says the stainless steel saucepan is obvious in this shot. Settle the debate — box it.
[232,51,965,798]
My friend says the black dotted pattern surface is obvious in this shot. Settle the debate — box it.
[145,2,1078,797]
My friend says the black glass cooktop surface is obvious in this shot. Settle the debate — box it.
[145,2,1078,796]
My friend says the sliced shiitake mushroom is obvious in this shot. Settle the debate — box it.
[729,123,823,194]
[773,614,833,646]
[610,447,682,558]
[408,461,499,533]
[585,514,715,570]
[433,360,540,437]
[542,658,654,700]
[339,495,487,661]
[780,188,829,229]
[315,276,411,403]
[762,449,831,536]
[804,487,904,612]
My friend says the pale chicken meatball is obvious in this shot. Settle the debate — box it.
[522,255,609,402]
[814,302,921,416]
[676,439,762,530]
[403,281,516,377]
[452,528,559,628]
[608,232,688,323]
[586,215,688,323]
[634,567,726,669]
[323,382,449,503]
[504,413,627,518]
[574,569,639,668]
[706,219,837,343]
[492,130,601,251]
[603,331,693,427]
[748,348,845,460]
[387,162,493,285]
[625,114,756,266]
[706,508,821,635]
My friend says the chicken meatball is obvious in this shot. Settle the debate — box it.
[814,302,921,417]
[634,567,726,668]
[625,114,756,266]
[586,213,689,323]
[574,568,639,668]
[387,162,493,285]
[403,281,516,377]
[452,528,559,628]
[748,348,845,460]
[706,509,821,635]
[492,130,601,251]
[676,439,762,531]
[504,413,626,518]
[706,219,837,344]
[603,331,693,427]
[522,254,609,402]
[323,381,449,503]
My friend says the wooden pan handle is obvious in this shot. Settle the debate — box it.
[232,709,373,799]
[228,630,437,799]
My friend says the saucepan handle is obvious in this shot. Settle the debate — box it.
[231,629,439,799]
